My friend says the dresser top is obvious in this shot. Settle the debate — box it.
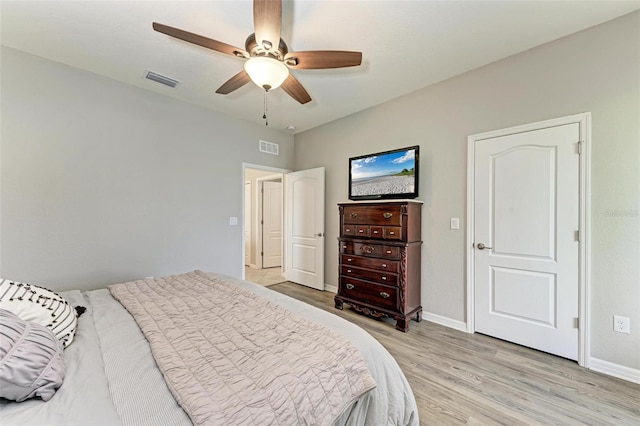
[338,199,424,206]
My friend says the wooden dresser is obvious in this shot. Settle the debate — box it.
[335,201,422,331]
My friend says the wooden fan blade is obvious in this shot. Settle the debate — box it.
[284,51,362,70]
[153,22,248,58]
[216,70,252,94]
[281,74,311,104]
[253,0,282,53]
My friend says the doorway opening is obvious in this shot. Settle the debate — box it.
[242,163,289,286]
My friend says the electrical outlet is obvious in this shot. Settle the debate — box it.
[613,315,630,334]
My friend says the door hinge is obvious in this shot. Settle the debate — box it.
[261,251,263,257]
[574,317,579,329]
[261,220,264,225]
[575,230,580,242]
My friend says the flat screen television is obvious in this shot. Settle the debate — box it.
[348,145,419,200]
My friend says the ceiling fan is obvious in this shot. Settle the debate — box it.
[153,0,363,105]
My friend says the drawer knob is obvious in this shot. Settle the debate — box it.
[386,250,392,254]
[350,212,358,218]
[382,276,387,280]
[373,230,379,234]
[343,245,347,249]
[380,292,390,298]
[347,258,352,262]
[358,229,364,233]
[347,269,352,273]
[383,212,393,219]
[346,283,355,290]
[345,228,351,232]
[389,231,395,235]
[382,264,387,268]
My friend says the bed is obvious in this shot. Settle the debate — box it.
[0,271,418,425]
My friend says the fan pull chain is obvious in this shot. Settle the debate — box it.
[263,90,269,126]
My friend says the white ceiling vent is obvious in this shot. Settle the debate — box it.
[145,71,180,88]
[259,140,279,155]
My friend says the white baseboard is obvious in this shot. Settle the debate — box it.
[325,284,338,293]
[422,312,468,333]
[589,357,640,384]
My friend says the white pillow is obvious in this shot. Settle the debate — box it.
[0,278,80,348]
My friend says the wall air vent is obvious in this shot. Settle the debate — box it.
[259,140,279,155]
[145,71,180,88]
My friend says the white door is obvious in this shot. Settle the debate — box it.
[474,123,580,360]
[244,182,251,266]
[285,167,325,290]
[262,181,282,268]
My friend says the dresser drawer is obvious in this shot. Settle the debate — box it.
[339,254,399,273]
[340,265,399,286]
[355,225,370,237]
[342,225,356,236]
[343,205,403,226]
[370,226,383,238]
[384,226,402,240]
[355,242,400,260]
[343,224,373,238]
[340,241,401,260]
[340,277,397,310]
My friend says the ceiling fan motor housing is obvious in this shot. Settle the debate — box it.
[245,33,288,60]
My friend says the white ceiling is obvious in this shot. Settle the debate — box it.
[2,1,639,133]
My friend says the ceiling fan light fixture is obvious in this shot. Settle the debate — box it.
[244,56,289,91]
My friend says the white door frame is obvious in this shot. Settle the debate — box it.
[466,112,591,367]
[244,181,251,267]
[241,163,290,280]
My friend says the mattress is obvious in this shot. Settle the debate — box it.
[0,274,418,425]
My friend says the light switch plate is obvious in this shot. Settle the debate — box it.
[450,217,460,230]
[229,216,238,226]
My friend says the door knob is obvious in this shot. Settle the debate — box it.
[476,242,492,250]
[315,232,324,237]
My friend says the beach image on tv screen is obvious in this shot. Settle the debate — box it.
[351,148,415,196]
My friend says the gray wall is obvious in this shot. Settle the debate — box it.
[294,12,640,369]
[1,46,294,290]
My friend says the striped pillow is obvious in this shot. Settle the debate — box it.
[0,278,80,348]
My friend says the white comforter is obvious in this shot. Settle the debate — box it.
[0,273,419,426]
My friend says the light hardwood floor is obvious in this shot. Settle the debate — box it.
[244,266,286,286]
[268,281,640,425]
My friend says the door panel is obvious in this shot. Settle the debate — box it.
[262,181,282,268]
[285,167,325,290]
[493,146,556,259]
[475,123,579,360]
[491,267,555,326]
